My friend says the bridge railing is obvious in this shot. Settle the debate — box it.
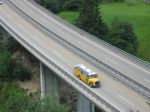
[8,0,150,100]
[28,0,150,70]
[0,19,120,112]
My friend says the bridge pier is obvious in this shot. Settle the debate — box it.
[77,93,95,112]
[40,63,58,98]
[40,63,96,112]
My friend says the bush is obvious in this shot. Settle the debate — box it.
[0,81,67,112]
[12,63,31,81]
[107,17,138,55]
[100,0,124,3]
[62,0,81,11]
[27,95,67,112]
[4,38,22,53]
[0,51,31,81]
[34,0,61,13]
[1,85,67,112]
[5,90,29,112]
[0,82,29,112]
[0,41,4,52]
[0,52,14,80]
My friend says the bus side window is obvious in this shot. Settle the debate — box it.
[81,70,83,74]
[83,70,86,75]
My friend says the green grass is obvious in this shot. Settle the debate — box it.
[58,0,150,62]
[0,82,25,112]
[58,11,79,24]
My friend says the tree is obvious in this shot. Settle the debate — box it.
[107,17,138,54]
[34,0,61,13]
[0,82,29,112]
[0,51,31,81]
[0,52,14,79]
[5,93,67,112]
[100,0,124,2]
[62,0,81,11]
[78,0,108,40]
[4,38,22,53]
[5,91,29,112]
[27,95,67,112]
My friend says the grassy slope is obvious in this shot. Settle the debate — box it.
[58,0,150,62]
[0,82,25,112]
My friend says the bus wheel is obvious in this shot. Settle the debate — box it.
[78,75,81,80]
[89,83,93,87]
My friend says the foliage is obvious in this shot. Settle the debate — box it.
[0,37,22,53]
[100,0,150,61]
[0,51,31,81]
[107,17,138,54]
[0,41,4,52]
[58,0,150,62]
[0,82,27,112]
[0,26,4,40]
[100,0,124,3]
[34,0,61,13]
[0,82,67,112]
[4,38,22,53]
[27,95,67,112]
[0,52,14,80]
[62,0,81,11]
[5,89,29,112]
[78,0,108,40]
[13,63,31,81]
[34,0,81,12]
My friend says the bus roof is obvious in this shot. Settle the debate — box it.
[85,69,96,75]
[75,64,96,75]
[75,64,86,69]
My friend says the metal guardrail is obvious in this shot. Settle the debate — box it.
[0,19,120,112]
[28,0,150,69]
[8,0,150,100]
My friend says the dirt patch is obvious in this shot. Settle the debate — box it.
[17,79,39,94]
[12,49,40,94]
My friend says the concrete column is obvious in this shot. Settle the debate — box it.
[77,93,95,112]
[40,62,58,98]
[40,62,45,98]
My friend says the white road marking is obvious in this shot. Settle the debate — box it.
[118,95,135,107]
[18,24,25,30]
[52,51,63,58]
[5,13,12,19]
[144,79,150,83]
[105,57,119,65]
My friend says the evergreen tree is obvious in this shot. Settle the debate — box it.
[34,0,60,13]
[78,0,108,40]
[107,17,138,54]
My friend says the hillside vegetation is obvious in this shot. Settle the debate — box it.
[0,27,67,112]
[58,0,150,62]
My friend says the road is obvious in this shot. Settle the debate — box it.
[0,1,150,112]
[10,0,150,90]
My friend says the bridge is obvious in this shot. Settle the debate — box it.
[0,0,150,112]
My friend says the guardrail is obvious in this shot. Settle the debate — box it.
[7,1,150,99]
[7,0,150,100]
[0,18,120,112]
[28,0,150,70]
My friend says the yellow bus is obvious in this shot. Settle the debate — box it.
[74,64,101,87]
